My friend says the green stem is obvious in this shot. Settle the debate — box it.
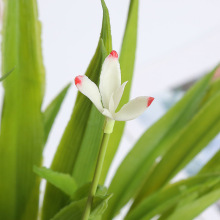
[81,118,114,220]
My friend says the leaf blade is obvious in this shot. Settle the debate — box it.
[125,174,220,220]
[132,91,220,208]
[0,67,14,81]
[0,0,45,219]
[43,83,71,143]
[51,195,112,220]
[104,67,218,219]
[34,166,77,197]
[167,187,220,220]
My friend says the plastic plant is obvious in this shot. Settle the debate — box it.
[0,0,220,220]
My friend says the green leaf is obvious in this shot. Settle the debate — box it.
[0,67,14,81]
[166,187,220,220]
[199,150,220,174]
[71,182,108,201]
[42,39,106,220]
[200,77,220,106]
[132,91,220,208]
[100,0,139,184]
[100,0,112,52]
[34,166,77,197]
[41,1,112,219]
[0,0,45,219]
[71,0,111,188]
[51,194,112,220]
[125,174,220,220]
[104,66,218,219]
[43,83,71,143]
[71,105,105,186]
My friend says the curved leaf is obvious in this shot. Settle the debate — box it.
[132,91,220,208]
[199,150,220,174]
[43,83,71,144]
[104,66,218,219]
[51,194,112,220]
[0,0,45,219]
[126,174,220,220]
[167,187,220,220]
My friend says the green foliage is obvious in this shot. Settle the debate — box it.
[34,166,77,197]
[100,0,139,184]
[71,183,108,201]
[125,174,220,220]
[51,194,112,220]
[132,90,220,207]
[104,65,219,219]
[166,187,220,220]
[43,83,71,143]
[0,1,71,220]
[0,68,14,81]
[41,1,112,219]
[0,0,45,219]
[1,0,220,219]
[199,150,220,174]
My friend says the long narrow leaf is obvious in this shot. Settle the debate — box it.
[199,150,220,174]
[0,0,45,219]
[133,92,220,207]
[42,1,112,218]
[104,67,218,219]
[43,83,71,143]
[51,194,112,220]
[125,174,220,220]
[167,187,220,220]
[71,183,107,201]
[200,77,220,106]
[100,0,139,184]
[71,105,105,186]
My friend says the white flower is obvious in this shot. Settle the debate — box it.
[74,50,154,121]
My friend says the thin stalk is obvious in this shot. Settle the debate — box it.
[81,118,114,220]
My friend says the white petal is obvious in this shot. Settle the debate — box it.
[99,51,121,108]
[75,75,103,112]
[102,109,114,119]
[112,81,128,111]
[109,94,115,115]
[114,96,154,121]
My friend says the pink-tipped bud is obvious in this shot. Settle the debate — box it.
[109,50,118,58]
[147,97,154,107]
[75,75,83,86]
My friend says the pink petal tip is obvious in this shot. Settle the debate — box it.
[109,50,118,58]
[147,97,154,107]
[75,75,83,86]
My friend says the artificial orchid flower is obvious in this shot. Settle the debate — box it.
[75,50,154,123]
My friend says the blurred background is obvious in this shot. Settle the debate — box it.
[1,0,220,219]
